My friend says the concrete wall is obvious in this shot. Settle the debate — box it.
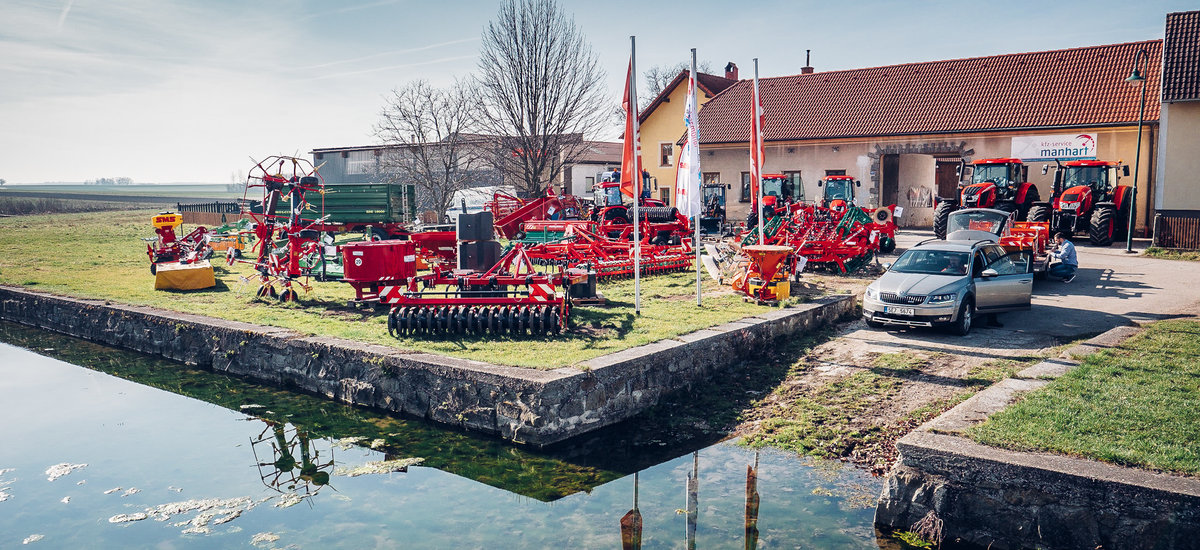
[1157,101,1200,212]
[0,285,854,448]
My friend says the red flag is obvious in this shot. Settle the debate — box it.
[749,78,764,206]
[621,59,642,199]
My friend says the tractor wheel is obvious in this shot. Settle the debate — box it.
[1114,187,1132,241]
[1089,204,1117,247]
[879,236,897,254]
[932,202,955,239]
[365,227,388,241]
[994,201,1017,217]
[1017,187,1040,221]
[1027,204,1050,223]
[949,298,974,336]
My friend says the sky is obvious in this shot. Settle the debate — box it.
[0,0,1192,184]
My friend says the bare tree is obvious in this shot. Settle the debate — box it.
[475,0,608,197]
[374,80,487,221]
[641,61,714,109]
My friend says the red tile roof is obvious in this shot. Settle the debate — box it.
[698,40,1162,145]
[639,70,738,124]
[1163,11,1200,102]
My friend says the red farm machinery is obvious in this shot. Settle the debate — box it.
[933,158,1041,239]
[1029,159,1132,246]
[145,211,217,290]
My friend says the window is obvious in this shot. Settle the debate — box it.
[825,169,846,176]
[740,172,751,202]
[703,172,721,185]
[345,150,377,176]
[585,176,595,193]
[784,171,804,202]
[660,143,673,167]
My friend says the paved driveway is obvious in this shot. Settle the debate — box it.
[849,230,1200,357]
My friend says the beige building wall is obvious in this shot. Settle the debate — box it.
[638,80,722,206]
[1157,101,1200,211]
[699,126,1157,231]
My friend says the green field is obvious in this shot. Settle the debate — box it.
[3,184,240,199]
[970,320,1200,476]
[0,210,780,368]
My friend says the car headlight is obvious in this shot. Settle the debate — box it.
[865,286,878,299]
[927,293,957,304]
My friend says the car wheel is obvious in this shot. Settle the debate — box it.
[950,299,973,336]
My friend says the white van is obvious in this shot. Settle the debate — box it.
[445,186,516,223]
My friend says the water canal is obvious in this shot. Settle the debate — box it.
[0,321,900,548]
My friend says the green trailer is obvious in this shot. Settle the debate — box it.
[296,182,417,239]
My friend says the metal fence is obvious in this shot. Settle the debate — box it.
[177,201,242,227]
[1153,212,1200,249]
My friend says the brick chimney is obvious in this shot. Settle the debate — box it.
[725,62,738,80]
[800,50,814,74]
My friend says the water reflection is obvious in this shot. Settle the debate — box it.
[250,421,334,497]
[0,320,903,548]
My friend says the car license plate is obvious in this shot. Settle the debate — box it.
[885,306,915,316]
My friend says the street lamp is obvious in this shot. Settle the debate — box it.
[1125,48,1149,253]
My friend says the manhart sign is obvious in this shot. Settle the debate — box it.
[1011,134,1097,161]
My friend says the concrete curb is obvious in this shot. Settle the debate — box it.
[874,324,1200,549]
[0,285,855,447]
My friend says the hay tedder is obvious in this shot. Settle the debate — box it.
[226,155,327,302]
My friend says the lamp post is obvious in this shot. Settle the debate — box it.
[1125,48,1149,253]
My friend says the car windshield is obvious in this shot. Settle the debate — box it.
[1063,166,1109,191]
[947,210,1007,235]
[890,249,970,275]
[973,164,1013,188]
[823,179,853,201]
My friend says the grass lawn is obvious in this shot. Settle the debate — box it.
[1144,247,1200,262]
[0,210,780,368]
[970,320,1200,476]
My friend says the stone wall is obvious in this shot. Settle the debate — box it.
[0,286,854,447]
[875,328,1200,549]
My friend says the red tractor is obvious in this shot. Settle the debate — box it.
[933,158,1041,239]
[590,170,688,243]
[746,173,799,229]
[1027,160,1132,246]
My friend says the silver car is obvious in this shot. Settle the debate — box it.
[862,238,1033,335]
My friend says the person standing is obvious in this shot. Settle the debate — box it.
[1048,232,1078,282]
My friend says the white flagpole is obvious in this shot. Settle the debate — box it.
[753,58,764,247]
[631,36,641,316]
[692,48,702,307]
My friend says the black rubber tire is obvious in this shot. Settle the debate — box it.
[878,236,896,254]
[1089,205,1116,247]
[1113,187,1132,241]
[950,298,973,336]
[150,263,157,275]
[1017,187,1040,221]
[932,202,955,239]
[1027,204,1050,223]
[994,201,1017,217]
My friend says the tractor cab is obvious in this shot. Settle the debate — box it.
[700,182,729,234]
[760,174,795,208]
[817,175,860,210]
[1052,160,1128,210]
[1035,159,1132,244]
[964,159,1028,206]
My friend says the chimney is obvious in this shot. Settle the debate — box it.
[724,62,738,80]
[801,50,814,74]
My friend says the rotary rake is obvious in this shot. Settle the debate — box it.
[380,243,584,338]
[738,203,895,275]
[227,155,327,302]
[524,226,693,280]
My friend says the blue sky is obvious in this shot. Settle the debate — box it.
[0,0,1191,183]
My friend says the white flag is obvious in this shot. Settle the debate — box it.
[674,70,702,217]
